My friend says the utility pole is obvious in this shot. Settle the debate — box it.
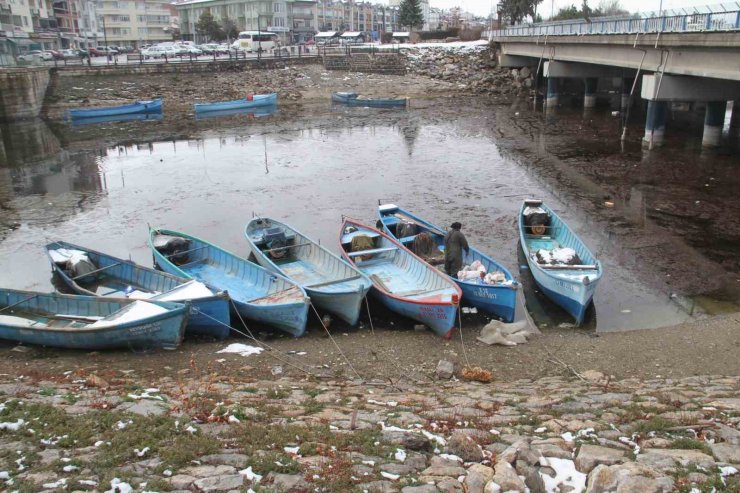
[102,14,108,64]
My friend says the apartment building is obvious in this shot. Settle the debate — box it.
[97,0,173,47]
[177,0,317,44]
[315,1,400,35]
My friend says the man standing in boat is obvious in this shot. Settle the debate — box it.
[444,222,469,276]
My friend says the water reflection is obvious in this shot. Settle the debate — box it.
[0,120,62,167]
[194,104,277,121]
[70,112,163,127]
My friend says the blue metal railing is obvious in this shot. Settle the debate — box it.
[491,2,740,36]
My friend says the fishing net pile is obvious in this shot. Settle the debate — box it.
[535,247,581,266]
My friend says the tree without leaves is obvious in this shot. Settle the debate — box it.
[220,16,239,41]
[399,0,424,30]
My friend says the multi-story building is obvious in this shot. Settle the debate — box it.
[314,1,399,36]
[177,0,317,45]
[1,0,34,46]
[97,0,174,48]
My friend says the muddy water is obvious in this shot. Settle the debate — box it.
[0,99,732,333]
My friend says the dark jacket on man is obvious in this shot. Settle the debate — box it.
[444,227,469,276]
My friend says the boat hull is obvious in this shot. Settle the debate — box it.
[371,289,458,337]
[332,92,407,108]
[194,93,278,113]
[518,200,602,326]
[69,99,163,119]
[245,217,371,327]
[46,241,230,340]
[0,290,187,350]
[149,228,309,337]
[377,205,517,322]
[231,298,308,337]
[527,259,596,325]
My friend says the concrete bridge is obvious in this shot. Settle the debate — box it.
[491,4,740,147]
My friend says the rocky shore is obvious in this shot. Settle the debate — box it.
[0,361,738,492]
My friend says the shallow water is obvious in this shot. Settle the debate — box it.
[0,101,731,332]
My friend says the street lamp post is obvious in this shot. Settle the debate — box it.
[102,15,109,65]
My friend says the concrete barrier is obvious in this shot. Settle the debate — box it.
[0,67,51,122]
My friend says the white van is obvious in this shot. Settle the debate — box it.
[232,31,278,52]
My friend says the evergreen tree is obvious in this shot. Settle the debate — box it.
[195,11,222,41]
[499,0,542,23]
[399,0,424,30]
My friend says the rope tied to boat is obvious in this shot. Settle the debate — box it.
[192,303,319,378]
[309,302,363,381]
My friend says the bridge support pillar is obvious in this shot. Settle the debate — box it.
[730,101,740,133]
[643,100,667,147]
[621,78,634,111]
[546,78,559,108]
[702,101,725,147]
[584,78,598,108]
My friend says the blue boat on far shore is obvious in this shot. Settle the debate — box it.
[518,199,602,325]
[194,93,278,113]
[0,288,188,350]
[377,204,518,322]
[332,92,408,108]
[68,99,162,119]
[45,241,231,339]
[149,227,310,337]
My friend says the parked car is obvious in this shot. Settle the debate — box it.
[88,47,104,56]
[182,46,202,56]
[100,46,119,55]
[40,51,55,61]
[60,49,88,60]
[217,43,231,54]
[141,46,178,59]
[17,50,43,62]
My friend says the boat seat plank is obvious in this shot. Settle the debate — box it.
[177,258,209,269]
[540,264,597,270]
[347,247,398,258]
[305,275,363,289]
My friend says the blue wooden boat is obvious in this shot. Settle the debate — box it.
[245,217,372,326]
[331,92,408,108]
[148,228,309,337]
[193,93,278,113]
[339,218,461,338]
[518,200,602,325]
[195,105,276,121]
[70,112,163,127]
[45,241,231,339]
[0,288,188,350]
[377,204,518,322]
[68,99,162,119]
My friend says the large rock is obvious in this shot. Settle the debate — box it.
[117,399,167,416]
[435,360,454,379]
[575,444,626,473]
[464,464,494,493]
[635,449,715,472]
[710,442,740,463]
[491,461,526,492]
[192,474,244,492]
[266,472,308,491]
[446,432,484,462]
[402,485,439,493]
[198,453,249,468]
[585,462,673,493]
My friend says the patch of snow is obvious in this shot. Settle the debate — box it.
[535,427,547,433]
[79,479,98,486]
[362,460,375,466]
[185,425,197,434]
[240,466,262,483]
[42,478,67,489]
[127,389,163,401]
[487,481,502,492]
[135,447,150,457]
[0,472,8,480]
[105,477,133,493]
[421,429,447,446]
[63,464,79,472]
[394,449,406,462]
[439,453,463,462]
[721,466,738,477]
[538,457,586,493]
[228,415,241,424]
[115,420,132,430]
[217,343,264,357]
[367,399,398,407]
[284,446,300,455]
[561,432,575,442]
[163,469,172,477]
[380,471,400,480]
[94,440,105,447]
[0,420,24,431]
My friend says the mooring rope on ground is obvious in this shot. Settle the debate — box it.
[309,302,363,381]
[194,303,319,378]
[457,307,472,370]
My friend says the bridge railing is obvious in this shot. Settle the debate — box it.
[491,8,740,36]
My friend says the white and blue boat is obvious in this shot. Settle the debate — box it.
[193,93,277,113]
[0,288,188,350]
[518,200,602,325]
[339,218,461,338]
[377,204,518,322]
[331,92,407,108]
[149,228,310,337]
[45,241,231,339]
[68,99,162,119]
[245,217,372,326]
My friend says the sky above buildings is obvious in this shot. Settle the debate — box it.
[421,0,721,18]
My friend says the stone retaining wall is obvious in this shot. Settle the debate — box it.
[0,67,51,122]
